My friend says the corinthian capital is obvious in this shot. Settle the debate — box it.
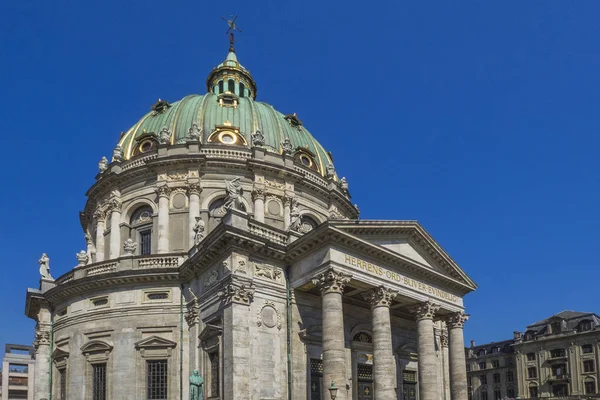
[251,187,265,201]
[446,311,469,329]
[312,267,352,294]
[108,198,122,212]
[93,208,106,222]
[218,283,255,305]
[187,182,201,196]
[362,286,398,308]
[410,300,440,321]
[155,184,172,198]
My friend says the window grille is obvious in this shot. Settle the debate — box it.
[59,368,67,400]
[352,332,372,343]
[140,230,151,255]
[92,363,107,400]
[147,292,169,300]
[310,359,323,375]
[210,353,219,397]
[92,298,108,307]
[403,370,417,383]
[146,360,168,400]
[357,364,372,380]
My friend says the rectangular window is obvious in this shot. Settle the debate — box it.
[527,352,536,361]
[528,367,537,379]
[480,375,487,384]
[92,363,106,400]
[529,386,538,397]
[140,230,152,255]
[493,373,500,383]
[506,370,514,382]
[466,364,471,372]
[582,344,594,354]
[479,361,486,370]
[492,360,500,368]
[210,352,220,397]
[505,357,513,366]
[467,377,472,387]
[481,390,488,400]
[507,388,515,397]
[494,389,501,400]
[59,368,67,400]
[585,380,596,394]
[146,360,167,400]
[584,360,595,373]
[551,364,566,377]
[550,348,565,358]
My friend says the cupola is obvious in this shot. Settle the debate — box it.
[206,39,257,99]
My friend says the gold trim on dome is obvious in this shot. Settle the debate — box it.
[207,123,248,147]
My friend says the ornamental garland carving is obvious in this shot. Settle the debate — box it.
[362,286,398,308]
[445,311,469,329]
[185,299,200,328]
[256,301,282,330]
[218,283,255,305]
[254,264,281,281]
[167,172,188,181]
[235,260,247,274]
[312,268,352,294]
[440,329,449,347]
[410,300,440,321]
[265,179,285,190]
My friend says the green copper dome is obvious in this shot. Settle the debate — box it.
[117,51,334,176]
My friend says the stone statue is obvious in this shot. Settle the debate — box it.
[325,163,335,180]
[289,200,302,232]
[76,250,89,267]
[38,253,53,280]
[158,126,172,144]
[281,137,293,155]
[112,145,124,163]
[223,177,243,211]
[187,122,202,142]
[189,369,204,400]
[251,129,265,147]
[123,238,137,255]
[339,177,348,193]
[98,156,109,173]
[193,217,205,245]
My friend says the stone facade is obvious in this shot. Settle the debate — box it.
[465,339,517,400]
[24,42,477,400]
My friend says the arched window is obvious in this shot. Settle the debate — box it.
[227,79,235,93]
[218,80,224,94]
[352,332,372,344]
[130,205,153,255]
[239,82,245,98]
[585,377,596,394]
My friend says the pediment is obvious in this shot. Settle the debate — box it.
[81,340,113,355]
[134,335,177,349]
[328,220,477,291]
[52,347,69,360]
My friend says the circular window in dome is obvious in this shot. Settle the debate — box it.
[218,131,237,145]
[299,154,312,167]
[139,140,155,153]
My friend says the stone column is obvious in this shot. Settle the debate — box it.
[312,268,352,400]
[363,286,397,400]
[187,183,201,248]
[94,209,106,262]
[283,194,293,230]
[108,197,121,259]
[252,188,265,223]
[155,184,171,254]
[447,311,469,400]
[410,300,440,400]
[440,329,451,400]
[33,307,52,400]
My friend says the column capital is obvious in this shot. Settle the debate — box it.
[107,197,121,212]
[440,329,449,347]
[187,182,202,196]
[93,208,106,222]
[251,187,265,201]
[218,283,255,305]
[410,300,440,321]
[312,267,352,294]
[362,285,398,308]
[446,311,469,329]
[155,183,172,198]
[282,193,295,206]
[33,325,50,351]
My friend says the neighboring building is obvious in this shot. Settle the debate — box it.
[514,310,600,399]
[466,339,517,400]
[1,344,35,400]
[23,34,478,400]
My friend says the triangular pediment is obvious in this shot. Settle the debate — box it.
[134,335,177,349]
[325,220,477,291]
[81,340,113,354]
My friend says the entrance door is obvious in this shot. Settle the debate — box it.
[357,364,373,400]
[402,383,417,400]
[310,359,323,400]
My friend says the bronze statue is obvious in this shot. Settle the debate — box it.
[189,369,204,400]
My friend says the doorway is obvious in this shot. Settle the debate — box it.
[357,364,373,400]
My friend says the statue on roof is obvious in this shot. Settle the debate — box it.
[325,163,335,180]
[223,177,243,211]
[112,145,124,163]
[251,129,265,147]
[187,122,202,142]
[38,253,53,280]
[158,127,172,145]
[98,156,109,173]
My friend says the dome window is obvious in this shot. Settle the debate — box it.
[133,130,158,157]
[150,98,171,116]
[207,122,248,147]
[284,113,303,129]
[293,148,319,172]
[218,80,224,94]
[217,92,239,108]
[239,82,245,98]
[227,79,235,93]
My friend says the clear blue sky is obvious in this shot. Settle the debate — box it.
[1,1,599,354]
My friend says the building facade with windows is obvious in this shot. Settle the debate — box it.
[23,38,477,400]
[514,311,600,399]
[1,344,35,400]
[465,339,517,400]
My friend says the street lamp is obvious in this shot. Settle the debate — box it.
[328,381,338,400]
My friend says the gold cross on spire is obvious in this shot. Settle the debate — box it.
[221,15,242,52]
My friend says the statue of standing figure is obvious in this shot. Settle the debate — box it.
[193,217,205,245]
[189,370,204,400]
[223,178,243,211]
[289,200,302,232]
[38,253,53,280]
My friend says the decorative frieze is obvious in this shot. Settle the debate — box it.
[254,264,281,281]
[312,267,352,294]
[410,300,440,321]
[218,283,255,305]
[445,311,469,329]
[362,286,398,308]
[265,179,285,190]
[204,269,219,288]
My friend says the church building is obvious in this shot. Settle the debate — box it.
[25,32,477,400]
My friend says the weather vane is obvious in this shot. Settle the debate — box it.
[221,15,242,52]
